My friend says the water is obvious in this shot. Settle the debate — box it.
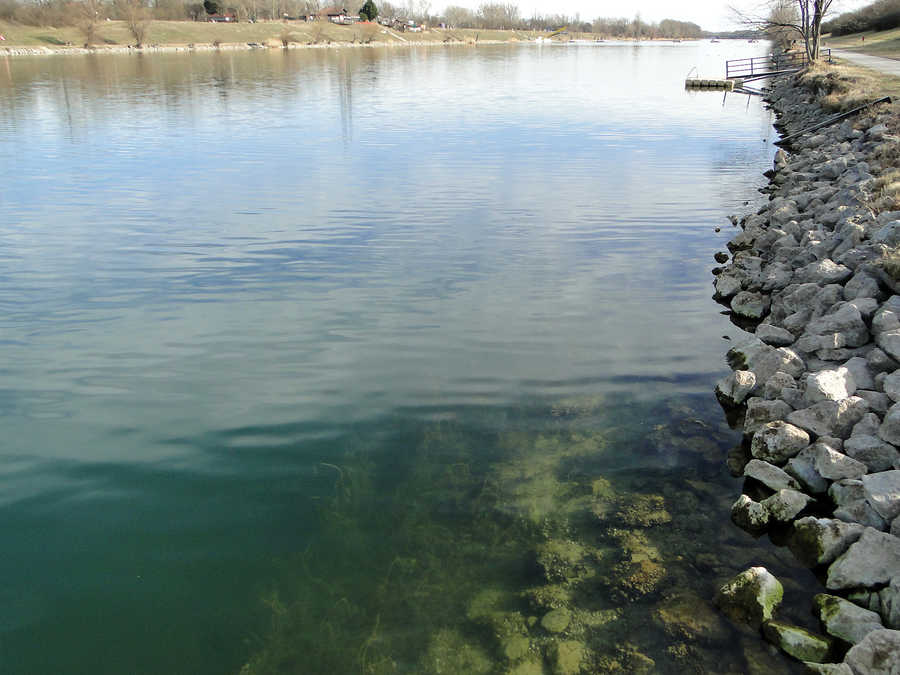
[1,42,814,674]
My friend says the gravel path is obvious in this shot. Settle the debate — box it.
[833,49,900,76]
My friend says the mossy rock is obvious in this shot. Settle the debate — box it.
[505,657,545,675]
[654,591,729,642]
[550,640,586,675]
[612,558,666,600]
[501,634,531,662]
[762,620,832,663]
[714,567,783,630]
[422,628,493,674]
[523,584,572,611]
[534,539,589,583]
[541,608,572,634]
[615,494,672,528]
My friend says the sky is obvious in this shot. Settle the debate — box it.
[428,0,873,32]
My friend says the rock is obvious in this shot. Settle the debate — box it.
[862,471,900,521]
[844,357,876,390]
[787,398,869,439]
[805,367,857,404]
[843,628,900,674]
[827,528,900,590]
[844,434,900,473]
[800,304,870,352]
[867,124,888,140]
[714,251,729,264]
[789,517,865,567]
[878,578,900,629]
[873,297,900,335]
[716,370,757,407]
[830,479,866,506]
[873,221,900,247]
[797,259,853,285]
[763,488,811,522]
[868,348,899,374]
[744,398,793,435]
[745,459,802,492]
[757,324,796,347]
[714,567,783,630]
[876,329,900,362]
[762,621,832,662]
[802,663,852,674]
[852,413,882,438]
[787,448,830,494]
[879,404,900,446]
[834,499,889,531]
[884,371,900,402]
[814,594,884,645]
[716,274,742,299]
[765,371,798,400]
[751,422,811,464]
[549,640,584,675]
[813,444,868,481]
[732,291,770,320]
[844,272,881,301]
[732,494,770,534]
[856,390,891,414]
[541,608,571,634]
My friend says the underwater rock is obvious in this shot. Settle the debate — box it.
[654,590,729,643]
[714,567,784,630]
[612,558,666,600]
[762,488,812,523]
[614,494,671,528]
[814,593,884,645]
[523,584,572,612]
[540,608,571,634]
[505,657,544,675]
[762,620,832,663]
[422,628,493,675]
[732,494,770,534]
[500,634,531,662]
[533,539,591,584]
[549,640,585,675]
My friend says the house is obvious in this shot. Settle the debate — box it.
[319,7,360,24]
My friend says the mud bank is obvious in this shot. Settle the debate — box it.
[713,70,900,672]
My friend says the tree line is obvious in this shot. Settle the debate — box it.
[821,0,900,36]
[0,0,703,39]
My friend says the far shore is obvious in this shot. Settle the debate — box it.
[0,19,707,57]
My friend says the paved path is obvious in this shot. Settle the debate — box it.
[832,49,900,76]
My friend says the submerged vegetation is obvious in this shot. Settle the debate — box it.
[240,396,815,674]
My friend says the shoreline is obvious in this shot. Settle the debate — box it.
[712,66,900,670]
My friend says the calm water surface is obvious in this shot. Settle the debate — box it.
[1,42,812,673]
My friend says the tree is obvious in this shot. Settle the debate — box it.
[203,0,219,14]
[733,0,835,61]
[114,0,151,46]
[359,0,377,21]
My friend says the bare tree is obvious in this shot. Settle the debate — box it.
[734,0,835,61]
[76,0,104,45]
[115,0,151,46]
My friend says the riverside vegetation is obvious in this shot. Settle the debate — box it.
[712,62,900,672]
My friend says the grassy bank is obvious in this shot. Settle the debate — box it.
[0,19,552,50]
[801,59,900,108]
[825,27,900,60]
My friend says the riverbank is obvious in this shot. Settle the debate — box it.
[713,62,900,670]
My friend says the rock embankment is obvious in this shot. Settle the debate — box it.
[713,72,900,671]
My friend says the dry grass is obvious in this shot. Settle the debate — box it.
[797,60,900,111]
[825,27,900,60]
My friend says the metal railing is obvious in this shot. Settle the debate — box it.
[725,49,831,81]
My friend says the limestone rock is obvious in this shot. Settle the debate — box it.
[878,578,900,629]
[844,357,876,390]
[797,259,853,285]
[827,528,900,590]
[763,620,832,662]
[830,479,866,506]
[876,329,900,362]
[744,398,793,435]
[845,434,900,473]
[813,444,868,481]
[834,499,889,531]
[787,398,869,439]
[843,628,900,674]
[732,494,770,534]
[789,517,865,567]
[802,663,852,674]
[805,367,857,404]
[862,471,900,522]
[763,488,811,522]
[715,274,742,299]
[814,594,884,645]
[732,291,770,320]
[744,459,801,492]
[751,421,810,464]
[787,448,830,494]
[852,413,882,438]
[716,370,757,407]
[714,567,783,630]
[757,323,796,347]
[765,371,798,400]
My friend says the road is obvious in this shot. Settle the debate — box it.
[832,49,900,76]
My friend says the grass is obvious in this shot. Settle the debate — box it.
[0,19,550,49]
[825,26,900,60]
[798,59,900,110]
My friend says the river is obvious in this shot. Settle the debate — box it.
[0,41,814,673]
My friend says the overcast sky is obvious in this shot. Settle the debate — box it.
[428,0,872,32]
